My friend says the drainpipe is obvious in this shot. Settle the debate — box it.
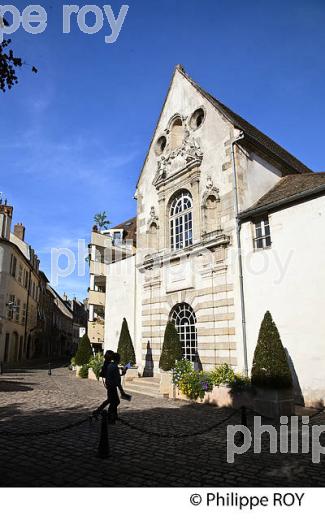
[230,131,248,376]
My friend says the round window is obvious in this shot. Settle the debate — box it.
[155,135,167,155]
[190,108,205,130]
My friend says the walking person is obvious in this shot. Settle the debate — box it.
[94,351,131,422]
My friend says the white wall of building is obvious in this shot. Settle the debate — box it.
[241,195,325,406]
[104,255,137,353]
[240,152,282,211]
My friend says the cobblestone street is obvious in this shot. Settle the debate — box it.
[1,366,325,487]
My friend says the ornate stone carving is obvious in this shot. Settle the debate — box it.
[153,134,203,188]
[147,206,159,228]
[201,176,222,236]
[202,176,220,206]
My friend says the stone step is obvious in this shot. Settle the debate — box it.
[138,376,161,384]
[123,384,163,399]
[123,378,163,399]
[126,378,160,389]
[124,381,160,392]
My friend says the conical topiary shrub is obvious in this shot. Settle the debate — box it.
[251,311,292,389]
[117,318,136,366]
[75,334,93,366]
[159,321,183,372]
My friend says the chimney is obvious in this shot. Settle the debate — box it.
[14,223,25,241]
[0,204,13,240]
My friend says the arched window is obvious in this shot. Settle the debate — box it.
[170,118,184,149]
[170,303,197,361]
[170,190,193,250]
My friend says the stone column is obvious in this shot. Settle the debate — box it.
[90,274,95,291]
[158,190,166,251]
[190,170,201,244]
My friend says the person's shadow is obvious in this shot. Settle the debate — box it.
[143,341,154,377]
[193,352,203,371]
[285,348,304,406]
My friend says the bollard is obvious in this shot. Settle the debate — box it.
[97,410,110,459]
[237,406,247,443]
[241,406,247,427]
[0,361,3,375]
[48,362,52,376]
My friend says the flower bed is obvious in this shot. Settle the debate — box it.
[171,360,252,407]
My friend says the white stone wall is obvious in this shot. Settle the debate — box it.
[136,69,240,372]
[104,255,137,353]
[241,196,325,406]
[135,67,290,375]
[104,66,322,401]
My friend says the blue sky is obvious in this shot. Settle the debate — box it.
[1,0,325,300]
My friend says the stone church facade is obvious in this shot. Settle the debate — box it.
[104,65,325,406]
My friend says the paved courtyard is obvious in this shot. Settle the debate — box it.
[1,366,325,487]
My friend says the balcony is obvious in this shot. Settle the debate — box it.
[88,319,104,344]
[90,231,112,249]
[88,290,105,307]
[89,260,107,276]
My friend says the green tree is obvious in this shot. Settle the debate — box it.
[251,311,293,389]
[75,334,93,366]
[117,318,136,366]
[0,19,37,92]
[159,321,183,372]
[94,211,110,231]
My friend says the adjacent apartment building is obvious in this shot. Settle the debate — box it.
[0,203,41,362]
[87,219,136,352]
[0,201,76,364]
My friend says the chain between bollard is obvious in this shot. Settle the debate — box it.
[118,408,238,439]
[0,416,93,437]
[0,406,253,441]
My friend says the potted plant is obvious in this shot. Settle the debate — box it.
[78,364,89,379]
[88,352,104,381]
[251,311,294,418]
[159,321,182,395]
[117,318,138,380]
[75,333,93,377]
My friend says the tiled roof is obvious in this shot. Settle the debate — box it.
[179,66,311,174]
[239,173,325,217]
[113,216,137,246]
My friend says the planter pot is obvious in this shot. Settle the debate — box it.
[124,366,139,381]
[253,387,294,418]
[204,385,233,407]
[170,383,254,408]
[160,372,172,396]
[88,368,98,381]
[170,385,191,401]
[205,385,254,408]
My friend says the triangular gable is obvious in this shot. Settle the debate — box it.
[136,65,311,189]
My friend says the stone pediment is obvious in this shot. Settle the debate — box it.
[153,135,203,188]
